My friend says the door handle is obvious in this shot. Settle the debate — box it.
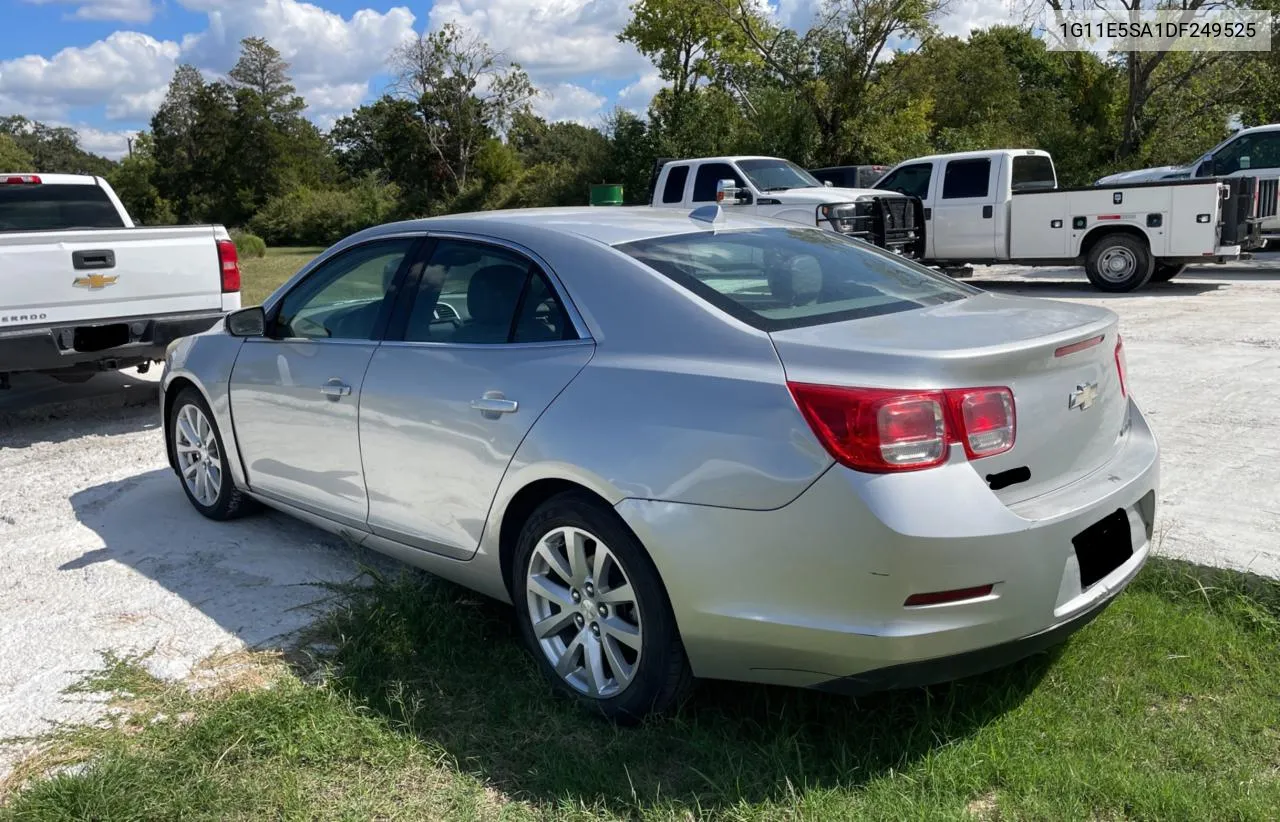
[471,393,518,418]
[982,205,993,219]
[923,207,931,220]
[320,379,352,399]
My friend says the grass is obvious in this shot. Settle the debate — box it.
[239,246,323,306]
[3,557,1279,821]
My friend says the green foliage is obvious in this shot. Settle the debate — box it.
[0,133,34,170]
[0,115,114,175]
[230,229,267,258]
[249,176,400,246]
[106,133,176,225]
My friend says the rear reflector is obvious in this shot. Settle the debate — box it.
[2,175,41,185]
[1114,335,1128,397]
[788,383,1015,473]
[904,584,995,607]
[216,239,241,293]
[1054,334,1104,358]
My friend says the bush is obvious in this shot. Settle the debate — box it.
[230,230,266,258]
[249,177,400,246]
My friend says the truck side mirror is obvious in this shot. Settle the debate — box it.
[716,179,751,204]
[824,180,834,187]
[226,306,266,337]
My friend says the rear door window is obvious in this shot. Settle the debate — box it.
[941,159,993,199]
[0,183,125,232]
[661,166,689,204]
[617,227,975,331]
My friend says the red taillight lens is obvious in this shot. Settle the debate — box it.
[2,175,41,185]
[947,387,1016,459]
[788,383,1016,473]
[216,239,240,293]
[1114,335,1128,397]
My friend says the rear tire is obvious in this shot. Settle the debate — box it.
[1085,234,1153,292]
[1150,263,1186,283]
[513,492,693,723]
[168,387,257,521]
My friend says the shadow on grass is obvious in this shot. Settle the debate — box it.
[312,568,1060,813]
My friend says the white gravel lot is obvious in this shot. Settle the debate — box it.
[1,257,1278,778]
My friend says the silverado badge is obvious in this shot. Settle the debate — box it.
[73,274,119,290]
[1068,381,1099,412]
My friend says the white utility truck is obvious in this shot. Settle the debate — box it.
[648,156,924,257]
[0,173,240,386]
[1097,123,1280,244]
[872,149,1258,291]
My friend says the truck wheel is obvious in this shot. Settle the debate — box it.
[1150,263,1187,283]
[1085,234,1154,292]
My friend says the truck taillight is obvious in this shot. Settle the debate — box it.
[216,239,240,293]
[1115,334,1128,397]
[787,383,1016,473]
[2,175,41,185]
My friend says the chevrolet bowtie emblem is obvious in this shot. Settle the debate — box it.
[1068,381,1099,411]
[73,274,119,290]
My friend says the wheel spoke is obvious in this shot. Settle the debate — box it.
[535,541,573,585]
[175,440,199,454]
[177,416,200,448]
[601,634,634,689]
[596,582,634,606]
[601,615,642,650]
[182,462,200,480]
[527,574,575,611]
[591,543,609,584]
[583,635,607,696]
[555,631,585,678]
[532,608,576,639]
[565,529,589,586]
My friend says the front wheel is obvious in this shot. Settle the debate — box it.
[1150,263,1187,283]
[1085,234,1154,292]
[168,388,256,520]
[514,492,692,723]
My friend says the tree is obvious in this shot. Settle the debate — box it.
[390,23,537,191]
[0,133,33,170]
[151,64,208,220]
[619,0,755,98]
[0,116,114,175]
[107,133,176,225]
[228,36,305,121]
[332,96,442,215]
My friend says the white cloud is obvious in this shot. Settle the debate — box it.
[427,0,649,83]
[616,71,663,114]
[0,32,180,120]
[938,0,1019,38]
[20,0,155,24]
[534,82,606,124]
[70,125,138,159]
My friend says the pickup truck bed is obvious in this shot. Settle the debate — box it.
[0,175,238,383]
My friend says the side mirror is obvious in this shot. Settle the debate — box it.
[824,180,834,187]
[226,306,266,337]
[716,179,751,204]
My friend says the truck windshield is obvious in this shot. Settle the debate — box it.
[737,159,823,192]
[0,183,125,232]
[617,227,975,331]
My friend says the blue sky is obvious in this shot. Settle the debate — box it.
[0,0,1015,158]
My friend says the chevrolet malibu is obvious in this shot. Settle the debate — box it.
[161,206,1159,720]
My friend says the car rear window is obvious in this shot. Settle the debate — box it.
[0,183,125,232]
[616,227,976,331]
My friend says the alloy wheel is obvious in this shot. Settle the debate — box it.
[174,403,222,507]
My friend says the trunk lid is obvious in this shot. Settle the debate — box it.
[770,293,1128,503]
[0,227,224,328]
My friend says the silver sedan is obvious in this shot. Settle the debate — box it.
[161,206,1159,721]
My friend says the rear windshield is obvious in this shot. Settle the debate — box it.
[1011,155,1057,192]
[0,183,125,232]
[617,227,976,331]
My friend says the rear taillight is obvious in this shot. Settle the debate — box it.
[788,383,1016,473]
[216,239,240,293]
[1114,335,1128,397]
[2,175,41,185]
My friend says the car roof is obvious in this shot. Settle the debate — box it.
[894,149,1051,164]
[359,206,805,247]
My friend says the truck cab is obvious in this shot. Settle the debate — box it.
[650,156,922,256]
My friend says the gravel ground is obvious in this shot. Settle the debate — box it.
[1,256,1278,779]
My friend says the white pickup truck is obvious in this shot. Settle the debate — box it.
[0,173,240,386]
[648,156,924,257]
[872,149,1258,291]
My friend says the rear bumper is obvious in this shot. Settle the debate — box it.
[0,309,226,374]
[617,397,1159,692]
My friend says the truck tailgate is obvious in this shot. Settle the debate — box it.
[0,226,223,328]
